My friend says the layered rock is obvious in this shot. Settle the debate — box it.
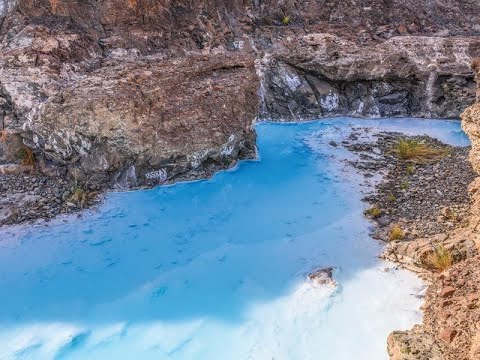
[262,35,480,120]
[462,60,480,172]
[21,54,258,187]
[1,0,479,188]
[0,0,260,187]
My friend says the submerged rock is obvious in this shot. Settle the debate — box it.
[308,267,337,288]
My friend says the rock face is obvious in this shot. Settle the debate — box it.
[262,35,479,120]
[308,267,337,288]
[23,54,258,187]
[0,0,479,188]
[0,0,261,187]
[462,60,480,173]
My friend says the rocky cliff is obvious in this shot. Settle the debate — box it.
[384,60,480,360]
[261,35,478,120]
[1,0,479,187]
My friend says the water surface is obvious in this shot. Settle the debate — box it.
[0,118,469,359]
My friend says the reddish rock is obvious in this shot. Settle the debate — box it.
[397,24,408,34]
[467,293,479,309]
[439,328,457,343]
[440,286,456,298]
[466,293,479,302]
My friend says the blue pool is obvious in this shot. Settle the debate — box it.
[0,118,469,359]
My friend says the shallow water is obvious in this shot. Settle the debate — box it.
[0,118,469,360]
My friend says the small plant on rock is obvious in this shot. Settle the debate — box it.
[406,165,415,174]
[387,194,397,202]
[389,225,404,241]
[400,180,409,190]
[392,138,447,163]
[69,183,89,208]
[365,206,383,218]
[424,245,453,272]
[282,15,291,25]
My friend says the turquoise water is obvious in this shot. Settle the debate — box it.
[0,118,469,359]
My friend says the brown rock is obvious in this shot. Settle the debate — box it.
[0,164,34,175]
[440,286,456,298]
[397,24,408,34]
[439,328,457,343]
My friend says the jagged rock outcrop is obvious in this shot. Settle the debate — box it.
[1,0,479,187]
[0,0,260,187]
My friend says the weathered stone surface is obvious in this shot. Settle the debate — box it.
[0,163,32,174]
[20,54,259,187]
[261,35,480,120]
[388,256,480,360]
[462,61,480,173]
[1,0,479,188]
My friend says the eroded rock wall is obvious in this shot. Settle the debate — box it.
[1,0,479,187]
[462,60,480,172]
[262,35,480,120]
[0,0,261,187]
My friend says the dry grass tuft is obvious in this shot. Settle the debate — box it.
[387,194,397,202]
[282,15,291,25]
[389,225,405,241]
[69,185,89,208]
[400,180,409,190]
[424,245,453,272]
[365,206,382,218]
[392,138,447,163]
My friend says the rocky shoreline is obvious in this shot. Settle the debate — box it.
[0,165,101,226]
[341,128,480,359]
[0,145,254,226]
